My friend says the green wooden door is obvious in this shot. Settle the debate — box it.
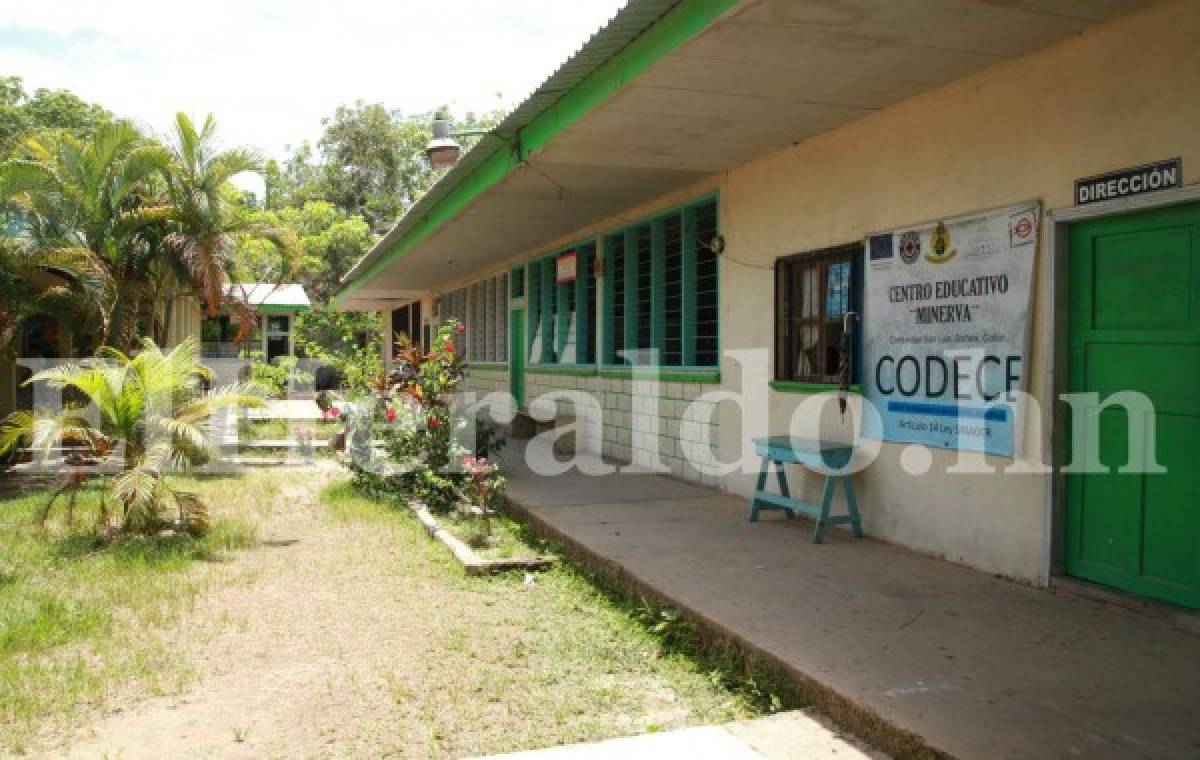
[510,309,525,408]
[1067,202,1200,608]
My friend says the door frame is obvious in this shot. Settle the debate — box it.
[1044,183,1200,586]
[509,306,525,409]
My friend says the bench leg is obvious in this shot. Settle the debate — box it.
[748,455,770,522]
[843,475,864,538]
[775,462,795,519]
[813,475,836,543]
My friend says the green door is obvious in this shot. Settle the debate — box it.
[1067,202,1200,608]
[510,308,525,409]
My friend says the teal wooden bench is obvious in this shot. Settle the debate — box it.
[749,436,864,543]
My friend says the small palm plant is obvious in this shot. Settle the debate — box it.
[0,337,266,534]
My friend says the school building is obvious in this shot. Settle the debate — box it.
[336,0,1200,609]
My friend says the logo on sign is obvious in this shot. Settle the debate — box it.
[924,222,956,264]
[898,231,921,264]
[869,234,894,261]
[1009,209,1037,248]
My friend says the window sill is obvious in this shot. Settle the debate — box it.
[770,380,862,395]
[468,362,509,371]
[525,365,720,384]
[598,366,719,384]
[527,364,598,377]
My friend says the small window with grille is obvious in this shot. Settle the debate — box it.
[774,243,862,384]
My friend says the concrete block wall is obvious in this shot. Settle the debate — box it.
[460,366,508,397]
[524,371,722,487]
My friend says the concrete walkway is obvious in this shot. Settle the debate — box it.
[476,711,875,759]
[501,442,1200,759]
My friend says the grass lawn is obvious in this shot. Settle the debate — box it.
[321,481,768,755]
[435,507,546,560]
[1,466,768,756]
[0,474,264,753]
[237,417,342,440]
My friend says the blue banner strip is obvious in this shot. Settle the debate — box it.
[887,401,1008,422]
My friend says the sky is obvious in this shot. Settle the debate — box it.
[1,0,627,160]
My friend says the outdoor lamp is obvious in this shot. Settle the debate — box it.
[425,117,463,170]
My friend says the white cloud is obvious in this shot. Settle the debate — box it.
[2,0,627,158]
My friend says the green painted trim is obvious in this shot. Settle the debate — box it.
[527,364,719,384]
[469,362,509,372]
[253,304,308,314]
[517,1,737,157]
[540,258,555,363]
[681,205,698,365]
[623,226,638,355]
[598,366,719,384]
[769,380,862,395]
[335,0,737,306]
[602,236,617,364]
[575,246,592,363]
[527,364,599,377]
[337,147,514,304]
[651,217,666,355]
[510,265,525,299]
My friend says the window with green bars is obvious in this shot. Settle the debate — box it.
[527,242,597,365]
[603,196,719,367]
[435,271,509,363]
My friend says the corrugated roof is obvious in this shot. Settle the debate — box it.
[339,0,681,288]
[225,283,311,309]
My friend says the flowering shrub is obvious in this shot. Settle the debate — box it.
[344,319,505,515]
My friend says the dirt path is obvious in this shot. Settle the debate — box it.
[41,463,442,758]
[27,462,749,758]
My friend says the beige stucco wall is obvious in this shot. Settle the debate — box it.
[380,0,1200,583]
[166,296,204,348]
[712,0,1200,582]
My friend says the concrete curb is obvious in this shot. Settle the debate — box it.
[411,502,558,575]
[505,495,951,760]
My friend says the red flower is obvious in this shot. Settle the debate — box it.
[444,340,455,353]
[455,324,466,334]
[385,406,397,423]
[329,406,341,418]
[427,415,439,429]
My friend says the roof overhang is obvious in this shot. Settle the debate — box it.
[335,0,1148,310]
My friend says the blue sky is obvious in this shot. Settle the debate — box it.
[1,1,626,159]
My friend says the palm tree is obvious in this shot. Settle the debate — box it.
[0,337,266,533]
[0,234,114,357]
[1,115,296,353]
[0,120,173,349]
[159,113,296,336]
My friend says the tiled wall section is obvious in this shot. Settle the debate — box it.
[458,366,723,487]
[523,371,723,488]
[460,366,509,397]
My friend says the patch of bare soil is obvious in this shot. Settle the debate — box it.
[31,463,440,758]
[25,462,748,758]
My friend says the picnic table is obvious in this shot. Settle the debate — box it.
[748,436,864,543]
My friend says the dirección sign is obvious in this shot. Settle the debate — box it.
[1075,158,1181,205]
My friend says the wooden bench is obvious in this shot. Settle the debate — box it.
[748,436,864,543]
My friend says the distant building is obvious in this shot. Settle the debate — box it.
[1,282,311,418]
[200,283,312,361]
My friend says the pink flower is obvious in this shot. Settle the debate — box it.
[385,406,397,423]
[455,324,466,334]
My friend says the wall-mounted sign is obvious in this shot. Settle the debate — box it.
[1075,158,1181,205]
[556,251,577,283]
[863,202,1040,458]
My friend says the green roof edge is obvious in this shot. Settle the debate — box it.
[334,0,737,306]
